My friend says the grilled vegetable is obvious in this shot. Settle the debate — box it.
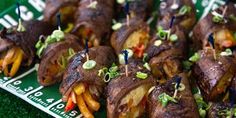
[193,49,236,101]
[44,0,79,26]
[111,19,150,58]
[145,26,187,80]
[148,73,199,118]
[37,34,82,86]
[60,46,116,118]
[158,0,196,34]
[72,0,114,46]
[0,20,54,77]
[192,2,236,51]
[106,60,156,118]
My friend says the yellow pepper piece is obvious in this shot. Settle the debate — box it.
[77,95,94,118]
[83,90,100,111]
[73,83,85,96]
[9,48,23,77]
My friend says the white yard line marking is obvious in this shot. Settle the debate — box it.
[200,0,216,19]
[24,86,44,97]
[2,67,36,87]
[37,15,44,20]
[1,86,62,118]
[46,99,63,110]
[75,114,83,118]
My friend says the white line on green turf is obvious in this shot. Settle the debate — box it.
[46,99,63,110]
[24,86,44,97]
[2,67,36,87]
[200,0,216,19]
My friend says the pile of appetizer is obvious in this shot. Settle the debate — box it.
[0,0,235,118]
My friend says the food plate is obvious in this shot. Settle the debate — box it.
[0,0,233,117]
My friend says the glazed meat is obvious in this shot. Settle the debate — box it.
[106,60,156,118]
[37,34,82,86]
[145,26,187,80]
[0,20,54,77]
[72,0,114,46]
[158,0,196,34]
[111,19,150,58]
[193,49,236,101]
[192,2,236,51]
[148,73,199,118]
[44,0,79,25]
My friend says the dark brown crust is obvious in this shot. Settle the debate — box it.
[158,0,196,34]
[60,46,116,97]
[0,20,54,65]
[192,2,236,50]
[72,0,114,44]
[148,73,199,118]
[37,34,82,86]
[193,50,236,101]
[106,60,156,118]
[43,0,79,24]
[110,19,150,55]
[145,26,187,79]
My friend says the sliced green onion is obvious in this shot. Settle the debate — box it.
[57,55,66,69]
[83,60,96,70]
[87,1,98,9]
[104,73,111,83]
[182,61,193,70]
[143,62,151,71]
[45,36,56,44]
[178,5,191,15]
[67,48,76,60]
[158,93,177,107]
[112,23,123,30]
[35,39,43,49]
[154,40,162,47]
[17,19,26,32]
[213,16,223,23]
[51,30,65,41]
[157,26,168,39]
[189,53,200,62]
[136,72,148,79]
[36,44,47,57]
[170,34,178,42]
[199,108,206,118]
[98,67,108,77]
[220,48,233,56]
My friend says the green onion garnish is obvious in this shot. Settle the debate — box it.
[136,72,148,79]
[170,34,178,42]
[189,53,200,62]
[229,14,236,21]
[154,40,162,47]
[178,5,191,15]
[158,93,177,107]
[83,60,96,70]
[213,16,224,23]
[98,63,119,82]
[157,26,168,39]
[112,23,123,30]
[142,53,148,62]
[143,62,151,71]
[194,93,209,118]
[51,30,65,42]
[182,61,193,70]
[17,19,26,32]
[220,48,233,56]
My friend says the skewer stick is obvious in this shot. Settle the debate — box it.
[124,0,130,26]
[56,13,61,30]
[122,50,129,77]
[173,76,181,98]
[168,16,175,40]
[85,39,90,61]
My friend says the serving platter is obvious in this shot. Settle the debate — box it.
[0,0,233,117]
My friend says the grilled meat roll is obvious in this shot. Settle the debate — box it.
[208,103,236,118]
[0,20,54,77]
[148,73,199,118]
[60,46,116,118]
[106,60,156,118]
[145,26,187,80]
[37,34,82,86]
[192,2,236,51]
[193,49,236,101]
[111,19,150,58]
[158,0,196,34]
[72,0,114,47]
[44,0,79,25]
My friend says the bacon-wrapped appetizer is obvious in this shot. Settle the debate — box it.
[192,2,236,51]
[44,0,79,26]
[72,0,114,46]
[0,20,54,77]
[145,25,187,80]
[148,73,199,118]
[60,46,116,118]
[106,59,156,118]
[158,0,196,34]
[193,49,236,101]
[208,103,236,118]
[111,19,150,58]
[37,31,82,86]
